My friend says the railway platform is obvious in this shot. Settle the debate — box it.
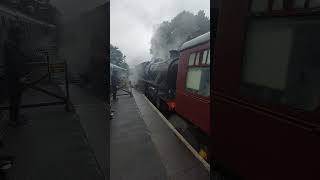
[0,83,105,180]
[110,89,210,180]
[0,78,209,180]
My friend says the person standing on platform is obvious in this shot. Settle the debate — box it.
[3,25,26,126]
[0,27,16,178]
[111,70,119,101]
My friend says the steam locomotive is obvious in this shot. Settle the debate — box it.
[132,32,210,158]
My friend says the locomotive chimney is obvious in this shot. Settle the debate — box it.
[169,50,179,59]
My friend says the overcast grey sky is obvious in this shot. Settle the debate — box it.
[110,0,210,67]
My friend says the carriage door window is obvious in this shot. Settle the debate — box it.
[188,53,196,65]
[202,50,208,64]
[185,51,210,97]
[240,18,320,111]
[195,52,200,65]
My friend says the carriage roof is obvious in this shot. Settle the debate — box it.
[180,32,210,51]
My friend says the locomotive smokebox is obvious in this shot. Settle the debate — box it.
[169,50,179,59]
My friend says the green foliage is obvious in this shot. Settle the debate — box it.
[150,10,210,60]
[110,44,128,69]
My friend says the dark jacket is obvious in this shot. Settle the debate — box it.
[4,39,29,75]
[111,74,119,91]
[4,40,26,92]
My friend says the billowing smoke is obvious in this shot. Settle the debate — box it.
[150,10,210,61]
[129,61,148,87]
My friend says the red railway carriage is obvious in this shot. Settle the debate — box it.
[137,32,211,159]
[212,0,320,179]
[175,32,210,135]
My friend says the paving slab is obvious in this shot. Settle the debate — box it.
[110,95,168,180]
[66,85,108,179]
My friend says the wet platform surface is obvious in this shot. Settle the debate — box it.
[0,83,209,180]
[110,89,209,180]
[67,84,108,178]
[110,94,167,180]
[1,84,104,180]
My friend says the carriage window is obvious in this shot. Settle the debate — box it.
[195,52,200,65]
[198,67,210,97]
[186,68,201,90]
[241,18,320,111]
[188,53,196,65]
[202,50,208,64]
[186,67,210,97]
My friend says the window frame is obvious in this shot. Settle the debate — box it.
[202,50,208,64]
[187,49,210,68]
[206,49,210,65]
[237,8,320,122]
[185,49,210,98]
[250,0,320,17]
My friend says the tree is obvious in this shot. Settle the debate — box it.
[110,44,128,69]
[150,10,210,60]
